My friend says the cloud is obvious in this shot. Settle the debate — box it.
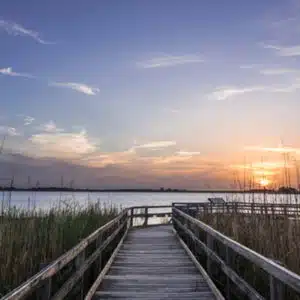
[239,64,261,69]
[209,80,300,100]
[132,141,176,150]
[137,54,204,68]
[0,19,53,44]
[24,116,34,126]
[0,67,34,78]
[245,145,300,154]
[0,126,20,136]
[261,43,300,56]
[232,161,290,170]
[209,86,264,100]
[29,130,96,158]
[260,68,298,75]
[50,82,100,95]
[38,120,64,133]
[176,151,201,156]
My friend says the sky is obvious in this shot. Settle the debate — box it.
[1,0,300,189]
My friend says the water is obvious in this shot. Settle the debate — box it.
[1,191,298,211]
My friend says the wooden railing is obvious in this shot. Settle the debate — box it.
[174,201,300,218]
[172,205,300,300]
[129,205,172,227]
[1,209,129,300]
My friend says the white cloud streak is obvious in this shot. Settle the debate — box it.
[137,54,204,68]
[262,43,300,56]
[24,116,34,125]
[50,82,100,96]
[0,67,34,78]
[245,146,300,154]
[176,151,201,156]
[133,141,176,149]
[210,80,300,100]
[260,68,298,75]
[210,86,264,100]
[0,19,54,44]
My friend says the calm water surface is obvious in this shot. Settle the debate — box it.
[1,191,297,210]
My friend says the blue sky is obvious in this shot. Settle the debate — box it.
[1,0,300,188]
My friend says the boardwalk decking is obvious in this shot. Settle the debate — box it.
[94,225,218,300]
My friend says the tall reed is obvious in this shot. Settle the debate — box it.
[0,200,118,296]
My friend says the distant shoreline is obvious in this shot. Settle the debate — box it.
[1,188,299,194]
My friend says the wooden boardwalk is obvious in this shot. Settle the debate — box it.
[94,225,219,299]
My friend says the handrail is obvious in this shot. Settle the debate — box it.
[1,209,129,300]
[129,205,172,227]
[173,206,300,298]
[173,201,300,217]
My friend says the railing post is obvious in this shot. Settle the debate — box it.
[37,278,52,300]
[144,207,148,226]
[206,233,213,276]
[225,246,230,299]
[95,233,102,273]
[130,207,134,227]
[75,249,86,300]
[270,275,284,300]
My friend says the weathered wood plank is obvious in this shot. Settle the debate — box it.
[94,225,219,300]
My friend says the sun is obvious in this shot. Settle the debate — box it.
[258,178,270,187]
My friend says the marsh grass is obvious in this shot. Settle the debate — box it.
[199,208,300,298]
[0,200,118,296]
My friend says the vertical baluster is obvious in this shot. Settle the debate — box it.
[270,275,284,300]
[37,277,52,300]
[75,249,86,299]
[130,207,134,227]
[225,246,230,299]
[96,233,102,273]
[144,207,148,226]
[206,233,213,276]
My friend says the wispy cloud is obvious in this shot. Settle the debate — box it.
[50,82,100,96]
[38,120,64,133]
[231,161,289,170]
[0,126,20,136]
[0,19,54,44]
[209,86,264,100]
[261,43,300,57]
[239,64,261,69]
[24,116,34,125]
[210,80,300,100]
[245,145,300,154]
[259,68,298,75]
[137,54,204,68]
[0,67,34,78]
[133,141,176,150]
[176,151,201,156]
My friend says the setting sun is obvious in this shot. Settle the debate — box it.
[258,178,271,187]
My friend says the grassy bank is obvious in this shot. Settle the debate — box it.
[0,201,118,296]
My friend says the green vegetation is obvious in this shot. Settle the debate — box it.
[0,200,118,296]
[200,208,300,298]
